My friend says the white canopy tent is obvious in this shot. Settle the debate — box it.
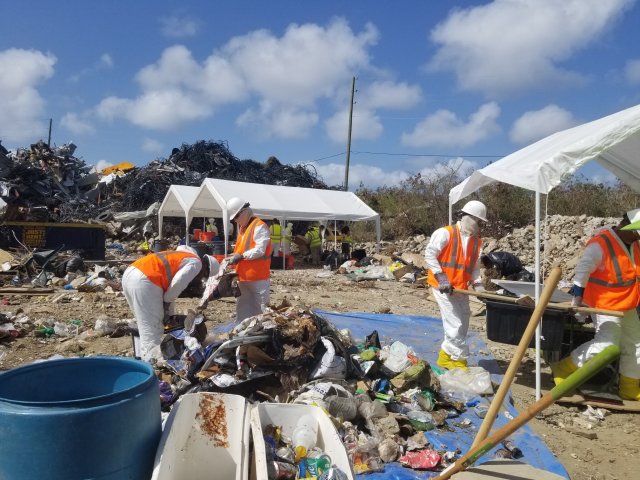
[449,103,640,399]
[160,178,381,253]
[157,185,202,241]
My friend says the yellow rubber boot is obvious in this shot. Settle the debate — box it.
[551,356,577,386]
[451,358,468,370]
[437,350,468,370]
[619,375,640,401]
[437,349,454,370]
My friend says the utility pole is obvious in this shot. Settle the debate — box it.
[344,76,356,191]
[47,118,52,147]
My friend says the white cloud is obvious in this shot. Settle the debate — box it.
[309,157,477,190]
[86,19,381,137]
[60,112,95,135]
[310,161,410,189]
[624,58,640,84]
[160,15,200,38]
[142,138,164,154]
[93,159,114,172]
[429,0,633,97]
[325,108,383,143]
[401,102,500,148]
[509,105,578,144]
[236,102,318,139]
[0,48,56,142]
[99,53,113,68]
[360,80,423,110]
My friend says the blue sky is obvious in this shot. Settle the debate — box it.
[2,0,640,189]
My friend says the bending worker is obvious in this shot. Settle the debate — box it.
[122,246,219,363]
[553,209,640,401]
[426,200,487,370]
[227,197,272,320]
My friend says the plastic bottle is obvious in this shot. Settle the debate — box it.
[292,414,318,461]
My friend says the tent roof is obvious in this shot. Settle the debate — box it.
[190,178,380,222]
[450,103,640,204]
[158,185,201,218]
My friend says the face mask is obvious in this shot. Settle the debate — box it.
[460,215,479,235]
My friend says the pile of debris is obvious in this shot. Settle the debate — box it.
[1,139,330,224]
[154,305,497,475]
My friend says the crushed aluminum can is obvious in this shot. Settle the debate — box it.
[494,448,513,459]
[275,446,295,464]
[319,466,350,480]
[502,440,523,458]
[267,460,297,480]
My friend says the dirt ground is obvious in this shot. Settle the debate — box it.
[1,268,638,480]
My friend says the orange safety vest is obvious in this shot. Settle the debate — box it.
[233,217,272,281]
[131,250,199,291]
[427,224,481,290]
[583,229,640,311]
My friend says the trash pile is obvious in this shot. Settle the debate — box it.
[1,139,330,223]
[154,305,499,475]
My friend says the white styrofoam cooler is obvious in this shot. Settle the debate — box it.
[152,393,354,480]
[152,392,251,480]
[250,403,355,480]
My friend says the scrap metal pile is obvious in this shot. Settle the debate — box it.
[155,305,499,475]
[0,139,329,223]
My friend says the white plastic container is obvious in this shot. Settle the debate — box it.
[292,413,318,459]
[250,403,354,480]
[152,392,250,480]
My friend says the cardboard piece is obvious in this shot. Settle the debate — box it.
[400,252,427,270]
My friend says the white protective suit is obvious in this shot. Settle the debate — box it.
[122,253,202,362]
[236,221,271,321]
[570,230,640,378]
[425,221,482,360]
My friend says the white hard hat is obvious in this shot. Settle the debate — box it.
[460,200,488,222]
[621,208,640,231]
[227,197,249,220]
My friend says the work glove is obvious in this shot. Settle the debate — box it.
[435,272,453,294]
[569,285,585,307]
[471,281,485,293]
[228,253,243,265]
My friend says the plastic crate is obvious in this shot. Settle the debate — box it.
[485,299,567,351]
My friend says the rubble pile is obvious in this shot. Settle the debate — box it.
[0,141,102,222]
[358,215,620,282]
[1,139,329,223]
[154,305,493,475]
[114,141,329,212]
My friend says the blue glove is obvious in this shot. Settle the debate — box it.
[435,272,452,294]
[229,253,243,265]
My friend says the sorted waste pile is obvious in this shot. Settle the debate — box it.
[154,305,499,476]
[1,139,329,223]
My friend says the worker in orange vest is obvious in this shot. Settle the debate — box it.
[226,197,272,321]
[122,245,219,363]
[553,208,640,401]
[426,200,487,370]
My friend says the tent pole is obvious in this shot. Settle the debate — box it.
[334,220,337,252]
[535,189,541,400]
[282,217,286,271]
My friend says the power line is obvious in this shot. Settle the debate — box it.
[352,150,505,158]
[301,151,346,163]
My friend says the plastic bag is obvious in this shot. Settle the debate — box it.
[310,337,347,380]
[381,341,415,375]
[439,366,493,400]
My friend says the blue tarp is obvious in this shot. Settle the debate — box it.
[313,310,569,479]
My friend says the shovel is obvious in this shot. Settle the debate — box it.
[432,345,620,480]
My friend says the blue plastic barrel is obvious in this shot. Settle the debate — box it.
[0,356,161,480]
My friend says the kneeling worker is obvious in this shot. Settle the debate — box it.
[122,246,219,363]
[226,197,272,321]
